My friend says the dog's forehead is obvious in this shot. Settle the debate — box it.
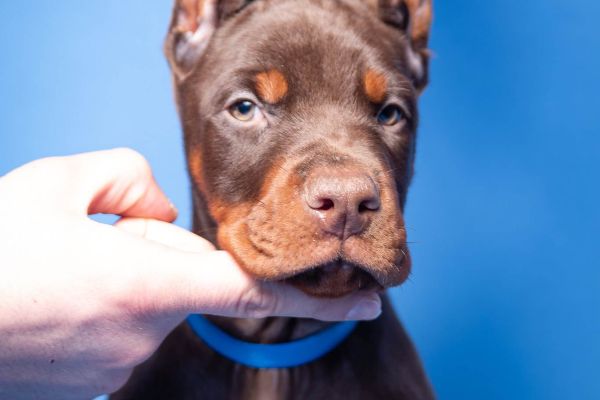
[198,0,413,104]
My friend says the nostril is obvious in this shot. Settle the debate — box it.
[358,198,380,213]
[308,197,335,211]
[315,198,335,211]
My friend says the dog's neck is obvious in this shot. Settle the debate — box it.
[191,190,332,343]
[204,316,334,344]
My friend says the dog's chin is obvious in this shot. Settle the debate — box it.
[282,260,384,298]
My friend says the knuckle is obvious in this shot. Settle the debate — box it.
[125,290,160,324]
[112,147,151,175]
[110,270,160,323]
[237,282,279,318]
[112,146,143,160]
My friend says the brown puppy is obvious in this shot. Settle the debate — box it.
[114,0,435,398]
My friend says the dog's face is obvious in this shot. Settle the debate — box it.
[165,0,432,297]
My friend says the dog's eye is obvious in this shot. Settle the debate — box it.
[377,104,404,126]
[228,100,257,121]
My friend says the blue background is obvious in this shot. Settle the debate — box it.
[1,1,598,399]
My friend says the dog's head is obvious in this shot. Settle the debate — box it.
[165,0,432,297]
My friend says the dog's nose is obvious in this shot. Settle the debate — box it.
[304,169,380,239]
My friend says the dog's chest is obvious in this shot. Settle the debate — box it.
[234,368,292,400]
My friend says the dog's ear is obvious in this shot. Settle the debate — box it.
[164,0,217,80]
[164,0,253,80]
[375,0,433,91]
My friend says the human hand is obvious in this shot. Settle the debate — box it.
[0,149,381,400]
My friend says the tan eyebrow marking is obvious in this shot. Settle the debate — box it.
[255,69,289,104]
[363,69,388,103]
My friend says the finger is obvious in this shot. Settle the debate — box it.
[63,148,176,221]
[142,250,381,321]
[115,218,215,253]
[263,284,382,321]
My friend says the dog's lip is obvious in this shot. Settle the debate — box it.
[280,259,384,290]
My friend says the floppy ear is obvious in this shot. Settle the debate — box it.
[164,0,217,80]
[165,0,254,80]
[377,0,433,91]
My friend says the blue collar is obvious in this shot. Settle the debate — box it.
[186,314,357,369]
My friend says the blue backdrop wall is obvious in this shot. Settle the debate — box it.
[1,1,598,399]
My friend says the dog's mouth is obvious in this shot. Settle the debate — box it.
[282,259,383,298]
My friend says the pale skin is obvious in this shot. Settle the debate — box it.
[0,148,381,400]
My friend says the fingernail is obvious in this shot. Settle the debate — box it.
[169,200,178,215]
[345,296,382,321]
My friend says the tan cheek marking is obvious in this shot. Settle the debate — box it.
[255,69,289,104]
[187,146,206,192]
[363,69,387,103]
[210,199,251,227]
